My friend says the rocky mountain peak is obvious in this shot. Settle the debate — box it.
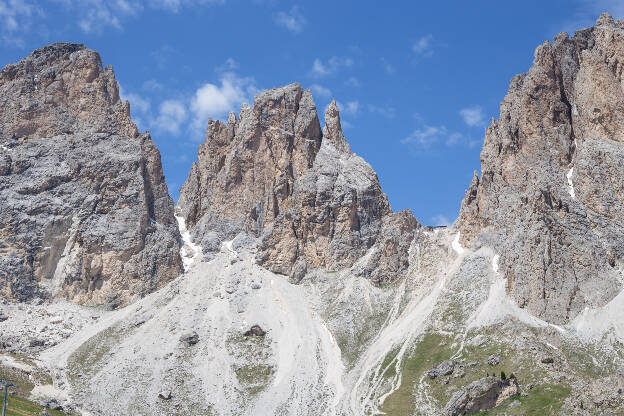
[0,42,181,306]
[458,15,624,324]
[178,83,418,281]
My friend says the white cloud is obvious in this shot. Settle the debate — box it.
[459,106,485,127]
[310,56,354,77]
[401,125,464,149]
[0,0,43,45]
[310,84,332,99]
[149,0,225,12]
[51,0,223,34]
[368,104,396,119]
[412,34,434,57]
[275,5,306,33]
[190,72,256,130]
[431,215,451,227]
[154,99,188,135]
[343,101,359,116]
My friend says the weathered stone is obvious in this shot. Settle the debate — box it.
[179,331,199,346]
[458,15,624,324]
[487,355,501,366]
[244,325,266,337]
[443,376,519,415]
[158,391,172,400]
[0,43,182,306]
[427,360,456,379]
[178,83,420,281]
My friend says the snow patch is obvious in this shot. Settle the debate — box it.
[223,239,237,257]
[452,232,464,255]
[492,254,500,274]
[567,167,575,199]
[175,215,201,270]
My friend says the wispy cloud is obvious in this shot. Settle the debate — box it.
[345,76,360,87]
[559,1,624,34]
[190,72,257,130]
[459,106,485,127]
[154,99,188,135]
[368,104,396,119]
[48,0,224,35]
[0,0,43,45]
[342,100,359,116]
[401,125,465,150]
[380,57,395,74]
[310,56,354,77]
[310,84,332,99]
[122,60,256,139]
[412,34,434,58]
[274,5,306,33]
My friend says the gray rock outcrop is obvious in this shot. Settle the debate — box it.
[443,376,519,415]
[178,84,419,281]
[0,43,182,306]
[458,13,624,324]
[427,360,456,379]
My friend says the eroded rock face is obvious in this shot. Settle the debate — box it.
[443,376,519,415]
[178,84,419,281]
[458,13,624,324]
[0,43,182,306]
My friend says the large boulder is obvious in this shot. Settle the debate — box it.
[443,376,519,415]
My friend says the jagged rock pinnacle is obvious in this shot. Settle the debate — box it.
[323,99,351,153]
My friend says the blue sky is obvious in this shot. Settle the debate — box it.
[1,0,621,226]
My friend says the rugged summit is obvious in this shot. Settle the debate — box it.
[178,84,418,282]
[459,13,624,324]
[0,43,182,306]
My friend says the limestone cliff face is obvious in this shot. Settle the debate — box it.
[458,14,624,324]
[178,84,418,281]
[0,43,182,306]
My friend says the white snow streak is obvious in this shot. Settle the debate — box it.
[492,254,500,274]
[567,167,575,199]
[452,232,464,255]
[175,215,201,270]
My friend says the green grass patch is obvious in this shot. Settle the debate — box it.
[381,332,454,415]
[234,364,275,395]
[480,384,571,415]
[67,323,131,384]
[0,392,69,416]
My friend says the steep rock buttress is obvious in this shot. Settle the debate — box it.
[458,13,624,324]
[0,43,182,306]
